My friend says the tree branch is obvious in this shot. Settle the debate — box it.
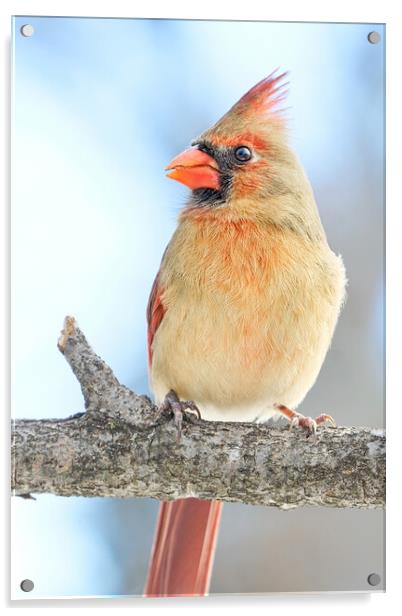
[11,317,385,509]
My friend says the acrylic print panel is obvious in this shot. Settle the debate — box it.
[11,16,385,598]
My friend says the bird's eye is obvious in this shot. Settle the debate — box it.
[234,146,252,162]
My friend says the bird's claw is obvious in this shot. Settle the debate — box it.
[274,404,336,440]
[289,413,318,439]
[158,389,201,442]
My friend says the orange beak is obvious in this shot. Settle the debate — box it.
[165,147,220,190]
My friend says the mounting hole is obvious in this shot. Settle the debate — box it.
[20,24,34,38]
[20,579,34,592]
[367,31,380,44]
[367,573,381,586]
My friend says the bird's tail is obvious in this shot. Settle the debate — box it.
[144,498,223,597]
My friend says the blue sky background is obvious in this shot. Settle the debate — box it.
[12,17,385,598]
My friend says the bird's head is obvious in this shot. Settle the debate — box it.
[166,71,324,238]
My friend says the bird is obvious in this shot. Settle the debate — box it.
[143,70,346,597]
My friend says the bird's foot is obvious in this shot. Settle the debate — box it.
[158,389,201,442]
[274,404,336,440]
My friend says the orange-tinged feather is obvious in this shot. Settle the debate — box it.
[146,272,166,367]
[149,208,345,416]
[144,499,222,597]
[198,70,289,142]
[236,69,289,113]
[206,131,269,151]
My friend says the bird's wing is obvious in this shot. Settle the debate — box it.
[147,268,166,367]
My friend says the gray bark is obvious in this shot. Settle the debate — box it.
[11,317,385,509]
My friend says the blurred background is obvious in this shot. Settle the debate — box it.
[11,17,385,597]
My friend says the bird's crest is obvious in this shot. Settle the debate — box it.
[233,69,288,114]
[203,70,289,140]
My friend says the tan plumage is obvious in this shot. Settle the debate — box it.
[145,71,346,597]
[149,73,346,422]
[151,218,345,422]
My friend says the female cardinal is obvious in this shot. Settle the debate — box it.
[144,71,346,597]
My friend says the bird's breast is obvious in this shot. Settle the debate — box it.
[150,216,345,420]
